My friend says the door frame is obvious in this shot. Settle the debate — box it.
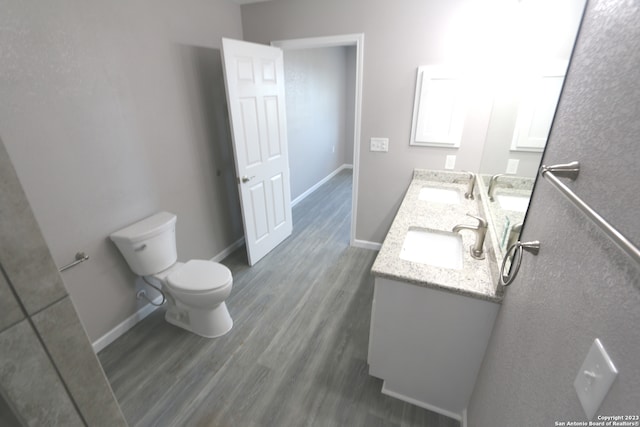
[271,33,364,248]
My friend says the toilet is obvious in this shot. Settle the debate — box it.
[110,211,233,338]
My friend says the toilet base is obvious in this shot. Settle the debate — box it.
[165,302,233,338]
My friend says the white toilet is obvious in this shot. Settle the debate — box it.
[110,211,233,338]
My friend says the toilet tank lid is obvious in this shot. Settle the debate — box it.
[110,211,177,243]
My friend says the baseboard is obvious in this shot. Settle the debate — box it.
[92,294,163,353]
[92,237,245,353]
[291,164,353,208]
[381,381,462,422]
[351,238,382,251]
[210,237,245,262]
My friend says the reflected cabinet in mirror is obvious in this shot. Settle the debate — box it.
[409,0,585,268]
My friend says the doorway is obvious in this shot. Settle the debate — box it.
[272,34,364,247]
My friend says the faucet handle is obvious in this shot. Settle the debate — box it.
[463,171,476,200]
[466,213,487,228]
[488,173,504,201]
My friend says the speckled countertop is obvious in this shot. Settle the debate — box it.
[371,169,503,303]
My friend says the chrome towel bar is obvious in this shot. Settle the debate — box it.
[59,252,90,272]
[540,161,640,265]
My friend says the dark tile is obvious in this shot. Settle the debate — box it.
[0,269,24,333]
[0,320,83,426]
[0,389,25,427]
[0,140,67,315]
[31,297,127,427]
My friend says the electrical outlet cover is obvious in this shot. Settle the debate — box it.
[573,338,618,420]
[506,159,519,174]
[370,137,389,152]
[445,155,456,170]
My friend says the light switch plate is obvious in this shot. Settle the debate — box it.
[574,338,618,420]
[370,137,389,152]
[506,159,519,174]
[445,155,456,170]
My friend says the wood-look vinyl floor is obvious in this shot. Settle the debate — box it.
[98,170,460,427]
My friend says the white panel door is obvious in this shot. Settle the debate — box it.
[221,38,292,266]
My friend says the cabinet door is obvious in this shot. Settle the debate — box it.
[410,66,466,148]
[367,277,499,417]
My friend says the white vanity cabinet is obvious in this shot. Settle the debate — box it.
[367,277,499,420]
[368,169,503,420]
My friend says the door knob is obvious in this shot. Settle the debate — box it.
[241,175,255,183]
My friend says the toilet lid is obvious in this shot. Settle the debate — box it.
[167,260,232,292]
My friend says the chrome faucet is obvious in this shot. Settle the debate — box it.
[464,171,476,200]
[452,213,488,259]
[506,222,523,251]
[487,173,512,202]
[487,174,504,201]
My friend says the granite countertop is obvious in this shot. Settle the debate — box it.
[371,169,503,303]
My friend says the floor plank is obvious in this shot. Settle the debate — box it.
[99,170,460,427]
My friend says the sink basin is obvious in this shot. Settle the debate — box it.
[400,228,464,270]
[496,194,530,212]
[418,186,461,204]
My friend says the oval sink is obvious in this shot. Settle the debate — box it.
[418,186,461,204]
[496,194,530,212]
[400,228,464,270]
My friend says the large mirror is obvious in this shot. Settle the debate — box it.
[411,0,585,263]
[478,0,585,262]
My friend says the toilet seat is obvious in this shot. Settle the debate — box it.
[167,260,232,293]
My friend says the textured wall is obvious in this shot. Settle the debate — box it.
[284,47,354,200]
[468,0,640,424]
[0,0,244,342]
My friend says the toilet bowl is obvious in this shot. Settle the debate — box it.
[154,260,233,338]
[110,212,233,338]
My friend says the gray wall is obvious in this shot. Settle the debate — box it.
[468,0,640,423]
[345,46,357,165]
[478,93,544,178]
[284,46,355,201]
[242,0,493,243]
[0,0,244,342]
[0,138,126,426]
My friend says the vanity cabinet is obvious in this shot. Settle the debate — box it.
[368,169,502,420]
[367,277,499,420]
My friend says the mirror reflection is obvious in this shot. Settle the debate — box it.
[476,174,534,258]
[412,0,585,261]
[478,0,584,260]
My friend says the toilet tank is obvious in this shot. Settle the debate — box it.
[110,212,178,276]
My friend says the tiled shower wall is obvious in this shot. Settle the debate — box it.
[0,138,127,426]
